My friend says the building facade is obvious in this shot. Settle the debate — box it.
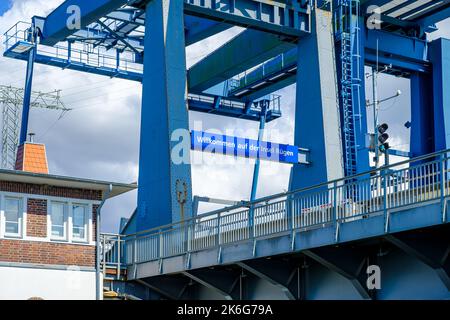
[0,143,136,300]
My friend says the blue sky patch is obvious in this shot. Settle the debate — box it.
[0,0,12,16]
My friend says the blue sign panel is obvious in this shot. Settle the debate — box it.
[191,131,299,164]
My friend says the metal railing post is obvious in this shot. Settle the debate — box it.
[102,235,107,276]
[333,182,338,223]
[186,221,191,253]
[159,229,164,258]
[440,154,446,222]
[133,235,137,264]
[217,213,222,247]
[383,168,389,232]
[116,235,121,280]
[249,204,255,240]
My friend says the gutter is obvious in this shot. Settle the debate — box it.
[96,184,112,301]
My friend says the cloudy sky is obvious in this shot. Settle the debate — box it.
[0,0,449,232]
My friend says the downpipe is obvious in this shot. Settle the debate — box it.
[96,184,112,301]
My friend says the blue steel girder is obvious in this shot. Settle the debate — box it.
[39,0,129,46]
[225,29,429,100]
[364,29,430,75]
[385,227,450,290]
[37,0,311,48]
[188,29,296,94]
[187,93,282,122]
[184,16,232,46]
[362,0,450,35]
[181,269,241,300]
[302,246,373,300]
[183,0,310,40]
[68,28,144,51]
[236,258,305,300]
[140,275,192,300]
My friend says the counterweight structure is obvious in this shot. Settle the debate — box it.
[3,0,450,300]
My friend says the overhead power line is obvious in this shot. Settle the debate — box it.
[0,85,70,169]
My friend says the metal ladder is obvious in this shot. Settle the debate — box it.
[334,0,362,177]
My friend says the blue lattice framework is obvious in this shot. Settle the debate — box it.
[334,0,362,177]
[3,0,313,123]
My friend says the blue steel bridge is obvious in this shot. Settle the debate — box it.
[3,0,450,299]
[102,150,450,300]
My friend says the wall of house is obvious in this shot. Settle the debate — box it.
[0,180,102,300]
[0,265,96,300]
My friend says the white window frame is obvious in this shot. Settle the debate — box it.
[49,201,69,241]
[1,196,25,238]
[0,191,97,245]
[71,203,89,243]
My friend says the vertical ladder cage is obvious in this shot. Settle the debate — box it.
[334,0,362,178]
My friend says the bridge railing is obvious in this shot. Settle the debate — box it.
[3,21,143,75]
[108,149,450,266]
[100,233,125,280]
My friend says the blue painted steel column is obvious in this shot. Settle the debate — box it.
[429,38,450,152]
[410,72,434,157]
[19,26,37,144]
[137,0,192,230]
[250,103,267,201]
[290,6,344,190]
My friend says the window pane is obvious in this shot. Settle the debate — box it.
[51,203,66,238]
[52,226,64,238]
[5,210,18,223]
[5,198,19,212]
[5,198,20,235]
[5,222,18,234]
[73,205,86,239]
[73,206,86,227]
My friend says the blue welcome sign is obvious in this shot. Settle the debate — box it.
[191,131,299,164]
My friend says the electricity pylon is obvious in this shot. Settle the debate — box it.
[0,85,70,169]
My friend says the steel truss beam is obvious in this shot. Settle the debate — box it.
[135,279,178,300]
[222,28,429,100]
[183,0,310,40]
[237,257,306,300]
[385,227,450,290]
[303,246,373,300]
[182,269,241,300]
[38,0,310,48]
[139,276,192,300]
[188,30,295,94]
[184,16,232,46]
[416,5,450,30]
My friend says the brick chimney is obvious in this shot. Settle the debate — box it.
[15,136,49,174]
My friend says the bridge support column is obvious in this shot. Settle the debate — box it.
[137,0,193,230]
[429,38,450,152]
[410,72,435,157]
[290,6,344,190]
